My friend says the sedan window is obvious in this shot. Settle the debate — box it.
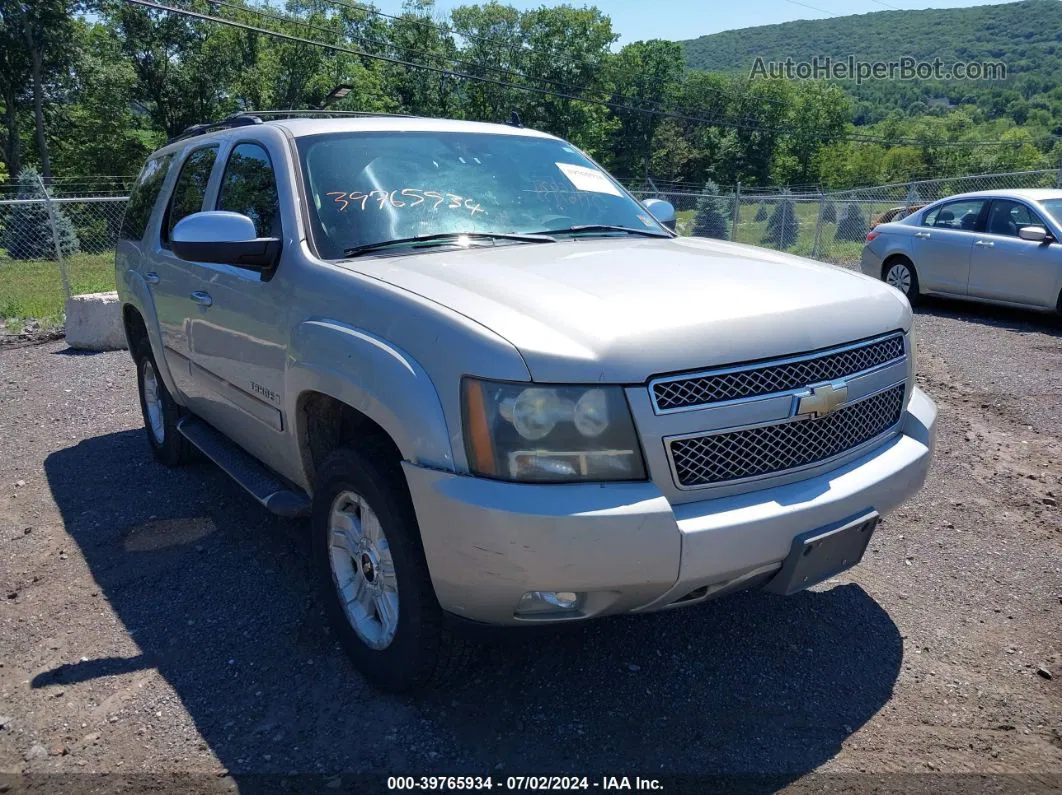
[922,199,986,231]
[985,200,1044,237]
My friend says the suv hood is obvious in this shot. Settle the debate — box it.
[345,236,912,383]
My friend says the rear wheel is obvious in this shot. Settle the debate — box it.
[883,257,920,306]
[312,447,471,691]
[134,337,192,467]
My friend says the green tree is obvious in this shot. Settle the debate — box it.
[691,180,729,239]
[606,39,684,180]
[762,190,799,249]
[517,5,618,157]
[0,166,80,259]
[773,81,851,186]
[754,204,768,222]
[52,21,157,178]
[105,0,246,138]
[387,0,460,118]
[450,2,525,123]
[0,0,80,180]
[822,200,837,224]
[836,202,868,242]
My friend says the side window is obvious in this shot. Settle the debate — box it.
[120,154,174,241]
[163,146,219,245]
[216,143,281,237]
[922,199,986,232]
[985,200,1043,238]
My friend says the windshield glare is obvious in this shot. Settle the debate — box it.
[297,131,667,258]
[1039,199,1062,229]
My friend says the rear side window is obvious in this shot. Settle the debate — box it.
[216,143,281,237]
[120,154,174,241]
[163,146,219,244]
[922,199,986,231]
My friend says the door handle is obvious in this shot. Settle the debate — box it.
[974,240,995,248]
[190,291,213,307]
[144,272,160,285]
[914,231,930,239]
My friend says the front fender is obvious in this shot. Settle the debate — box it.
[120,267,182,402]
[287,319,454,471]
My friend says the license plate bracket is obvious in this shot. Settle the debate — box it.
[764,511,879,596]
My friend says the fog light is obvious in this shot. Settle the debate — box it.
[516,590,581,615]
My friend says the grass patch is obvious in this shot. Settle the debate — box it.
[0,252,116,328]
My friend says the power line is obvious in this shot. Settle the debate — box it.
[783,0,836,17]
[124,0,1040,148]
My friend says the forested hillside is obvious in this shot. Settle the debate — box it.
[682,0,1062,127]
[683,0,1062,76]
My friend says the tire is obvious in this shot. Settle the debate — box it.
[312,446,472,692]
[883,257,921,306]
[134,337,193,467]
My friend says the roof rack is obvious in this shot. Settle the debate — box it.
[168,114,262,144]
[167,109,417,144]
[245,109,416,120]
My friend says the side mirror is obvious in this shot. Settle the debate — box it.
[1018,225,1050,243]
[642,198,677,232]
[172,211,281,270]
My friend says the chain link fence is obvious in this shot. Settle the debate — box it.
[2,167,1060,330]
[632,167,1062,267]
[0,177,131,331]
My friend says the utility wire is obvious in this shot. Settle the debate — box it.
[126,0,1038,148]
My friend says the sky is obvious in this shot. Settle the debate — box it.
[370,0,1021,45]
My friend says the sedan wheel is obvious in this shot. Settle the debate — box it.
[885,262,912,295]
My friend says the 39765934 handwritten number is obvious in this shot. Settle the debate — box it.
[328,188,485,216]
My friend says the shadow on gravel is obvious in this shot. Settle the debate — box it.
[43,428,903,786]
[916,297,1060,337]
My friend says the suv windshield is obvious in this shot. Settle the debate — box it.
[296,130,668,259]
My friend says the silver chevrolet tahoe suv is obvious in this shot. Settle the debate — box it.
[116,112,937,691]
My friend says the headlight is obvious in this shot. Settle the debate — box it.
[461,378,647,482]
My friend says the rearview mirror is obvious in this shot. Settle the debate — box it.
[642,198,677,232]
[1018,225,1050,243]
[172,211,281,270]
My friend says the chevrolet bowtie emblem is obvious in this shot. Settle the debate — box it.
[794,381,849,418]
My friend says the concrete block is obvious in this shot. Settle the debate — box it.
[64,291,126,351]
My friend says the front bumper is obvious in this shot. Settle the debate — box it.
[403,386,936,626]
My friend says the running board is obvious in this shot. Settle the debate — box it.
[177,417,311,518]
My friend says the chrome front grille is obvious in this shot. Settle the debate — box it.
[651,333,905,413]
[668,384,906,488]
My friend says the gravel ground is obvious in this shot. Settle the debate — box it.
[0,297,1060,793]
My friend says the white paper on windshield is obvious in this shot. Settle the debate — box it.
[555,162,622,197]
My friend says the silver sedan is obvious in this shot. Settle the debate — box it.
[861,189,1062,316]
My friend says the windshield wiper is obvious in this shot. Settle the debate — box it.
[531,224,670,239]
[343,231,555,258]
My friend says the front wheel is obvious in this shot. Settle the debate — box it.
[134,337,192,467]
[312,447,471,691]
[883,258,921,306]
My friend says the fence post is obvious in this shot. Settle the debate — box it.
[38,173,72,302]
[731,181,741,242]
[1056,158,1062,190]
[812,190,826,260]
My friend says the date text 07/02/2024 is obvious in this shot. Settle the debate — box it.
[387,776,664,791]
